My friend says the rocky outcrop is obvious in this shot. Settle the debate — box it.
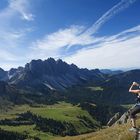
[107,112,121,126]
[116,111,129,124]
[108,105,137,126]
[107,111,129,127]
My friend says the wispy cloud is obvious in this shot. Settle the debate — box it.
[9,0,34,21]
[0,0,34,70]
[32,26,85,51]
[0,0,139,70]
[84,0,137,35]
[30,23,140,69]
[31,0,137,58]
[64,25,140,69]
[29,0,139,69]
[29,25,86,59]
[0,0,34,46]
[0,50,17,61]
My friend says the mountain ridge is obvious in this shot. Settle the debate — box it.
[0,58,139,105]
[0,58,106,91]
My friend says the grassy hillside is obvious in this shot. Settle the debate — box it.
[0,101,136,140]
[0,102,100,140]
[55,120,140,140]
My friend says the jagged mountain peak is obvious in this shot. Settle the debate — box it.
[7,58,105,91]
[24,58,79,77]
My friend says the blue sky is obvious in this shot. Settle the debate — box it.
[0,0,140,70]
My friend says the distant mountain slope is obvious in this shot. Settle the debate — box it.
[0,81,51,105]
[98,69,140,104]
[0,81,29,104]
[61,69,140,105]
[100,69,123,75]
[0,68,7,80]
[102,69,140,86]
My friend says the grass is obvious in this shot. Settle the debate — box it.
[1,102,136,140]
[0,101,99,139]
[87,86,104,91]
[30,102,83,121]
[0,125,55,140]
[121,104,134,110]
[0,105,30,120]
[0,102,91,122]
[54,117,140,140]
[54,122,135,140]
[1,124,134,140]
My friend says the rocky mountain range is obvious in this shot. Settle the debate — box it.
[0,58,139,105]
[0,58,105,91]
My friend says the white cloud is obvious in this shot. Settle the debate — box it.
[9,0,34,21]
[30,0,140,70]
[0,0,34,48]
[0,0,34,70]
[30,25,107,60]
[84,0,137,35]
[64,27,140,70]
[0,0,139,70]
[30,26,86,59]
[0,30,25,49]
[35,26,84,50]
[30,0,138,62]
[30,23,140,70]
[0,50,18,61]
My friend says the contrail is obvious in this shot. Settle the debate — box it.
[84,0,137,35]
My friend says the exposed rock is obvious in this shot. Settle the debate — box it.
[108,105,137,126]
[115,105,138,125]
[107,112,121,126]
[8,58,105,91]
[116,112,129,124]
